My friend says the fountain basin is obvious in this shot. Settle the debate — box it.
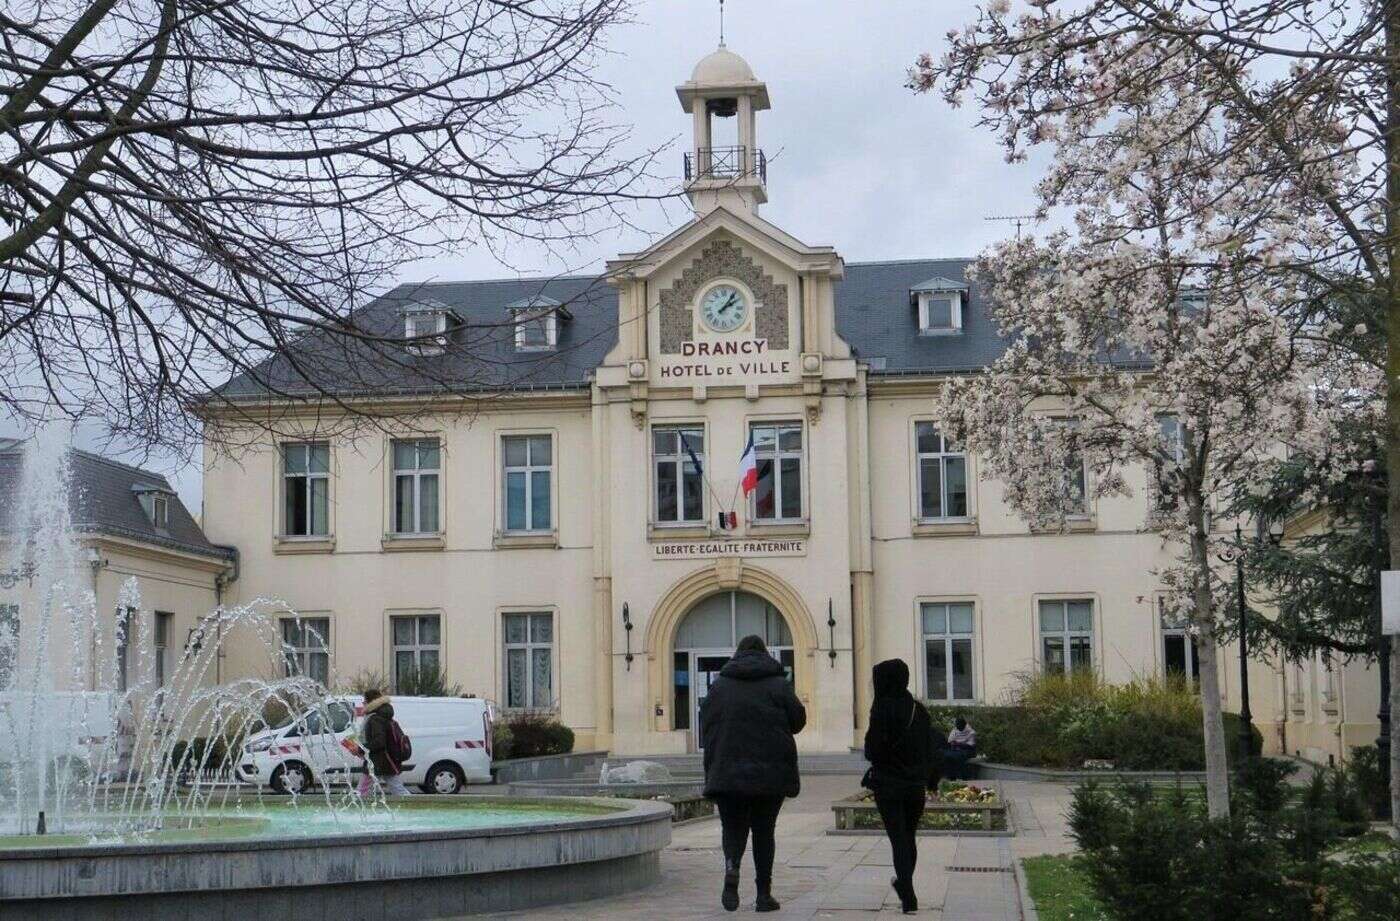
[0,795,672,919]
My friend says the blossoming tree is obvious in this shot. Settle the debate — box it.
[915,1,1383,818]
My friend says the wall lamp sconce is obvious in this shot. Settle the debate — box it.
[622,602,634,670]
[827,598,837,667]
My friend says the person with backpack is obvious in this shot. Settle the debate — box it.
[357,689,413,796]
[862,659,938,914]
[699,634,806,913]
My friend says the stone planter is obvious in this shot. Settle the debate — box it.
[830,783,1013,837]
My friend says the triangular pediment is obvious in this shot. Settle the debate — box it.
[607,205,842,282]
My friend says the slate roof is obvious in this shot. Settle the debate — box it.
[0,444,228,560]
[209,258,1024,399]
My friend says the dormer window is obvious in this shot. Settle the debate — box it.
[506,296,570,352]
[911,277,968,335]
[133,485,171,528]
[514,309,557,351]
[402,301,456,355]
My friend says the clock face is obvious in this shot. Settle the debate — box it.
[699,284,749,333]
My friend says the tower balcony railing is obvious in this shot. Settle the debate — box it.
[684,146,767,184]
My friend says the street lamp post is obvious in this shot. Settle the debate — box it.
[1233,524,1254,760]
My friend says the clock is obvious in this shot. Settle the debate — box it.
[699,283,749,333]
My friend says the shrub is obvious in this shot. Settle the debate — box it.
[393,665,464,697]
[491,720,515,761]
[1067,759,1399,921]
[1068,769,1328,921]
[1345,744,1391,820]
[168,736,232,774]
[499,711,574,759]
[929,672,1262,771]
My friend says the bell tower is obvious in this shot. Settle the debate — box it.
[676,45,770,215]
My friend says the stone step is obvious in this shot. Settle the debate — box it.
[569,751,869,781]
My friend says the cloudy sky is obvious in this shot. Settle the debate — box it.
[5,1,1047,509]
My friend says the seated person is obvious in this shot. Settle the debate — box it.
[941,716,978,780]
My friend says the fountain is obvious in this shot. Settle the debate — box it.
[0,427,669,917]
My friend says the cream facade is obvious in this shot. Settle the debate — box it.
[200,48,1294,755]
[0,444,231,699]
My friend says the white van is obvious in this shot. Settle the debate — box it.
[236,696,494,794]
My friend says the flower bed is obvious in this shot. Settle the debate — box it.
[831,782,1010,835]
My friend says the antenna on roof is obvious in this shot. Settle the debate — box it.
[985,213,1037,239]
[719,0,726,47]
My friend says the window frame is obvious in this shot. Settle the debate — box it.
[0,603,18,687]
[1158,598,1201,687]
[404,308,449,355]
[280,441,331,538]
[115,605,135,692]
[749,420,805,523]
[1036,597,1096,675]
[651,423,708,525]
[390,612,442,691]
[1046,417,1089,517]
[513,309,558,351]
[500,432,555,534]
[913,421,971,521]
[279,615,332,686]
[391,437,442,536]
[154,611,174,689]
[919,600,978,703]
[501,610,556,710]
[917,291,964,334]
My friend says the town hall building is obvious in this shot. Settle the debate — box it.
[199,47,1365,759]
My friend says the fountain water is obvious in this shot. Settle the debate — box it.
[0,424,368,839]
[0,427,670,918]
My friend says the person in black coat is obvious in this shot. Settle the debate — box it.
[700,634,807,913]
[862,659,938,914]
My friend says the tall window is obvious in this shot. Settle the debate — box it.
[503,612,553,709]
[0,604,17,687]
[1050,419,1088,515]
[392,438,441,534]
[1159,600,1200,686]
[282,442,330,537]
[392,614,441,690]
[1320,652,1338,710]
[922,602,975,702]
[154,611,173,688]
[654,426,705,523]
[115,606,134,692]
[502,435,552,532]
[281,617,330,685]
[751,422,802,521]
[916,423,968,519]
[1154,415,1186,511]
[1039,599,1093,674]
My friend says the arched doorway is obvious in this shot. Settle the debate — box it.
[672,590,794,747]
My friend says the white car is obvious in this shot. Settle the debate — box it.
[236,695,495,795]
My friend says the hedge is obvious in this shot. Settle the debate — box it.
[928,674,1263,771]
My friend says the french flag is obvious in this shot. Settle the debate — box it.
[738,434,758,497]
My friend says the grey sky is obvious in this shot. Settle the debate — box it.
[4,1,1044,511]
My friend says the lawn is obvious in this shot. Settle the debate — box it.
[1020,854,1110,921]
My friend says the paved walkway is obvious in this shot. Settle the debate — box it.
[495,775,1078,919]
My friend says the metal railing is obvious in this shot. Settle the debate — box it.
[684,146,766,184]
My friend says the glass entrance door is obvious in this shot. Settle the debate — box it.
[692,653,730,747]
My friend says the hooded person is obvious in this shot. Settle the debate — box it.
[862,658,938,914]
[699,634,807,913]
[357,690,412,797]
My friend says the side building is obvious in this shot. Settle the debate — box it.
[0,440,233,697]
[200,47,1269,755]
